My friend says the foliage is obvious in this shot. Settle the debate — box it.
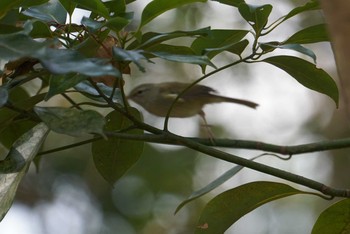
[0,0,347,232]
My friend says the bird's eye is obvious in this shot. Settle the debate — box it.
[137,90,143,94]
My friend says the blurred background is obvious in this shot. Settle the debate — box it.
[1,0,347,233]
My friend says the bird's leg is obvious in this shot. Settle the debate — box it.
[199,110,215,144]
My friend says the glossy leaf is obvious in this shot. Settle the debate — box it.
[238,3,272,34]
[312,199,350,234]
[139,0,207,29]
[34,107,106,137]
[72,0,110,19]
[81,16,104,32]
[0,87,8,107]
[112,47,151,72]
[0,123,49,221]
[283,0,320,22]
[0,33,49,61]
[74,80,123,104]
[128,27,211,50]
[92,109,144,184]
[37,48,121,77]
[196,181,306,233]
[284,24,329,44]
[22,0,67,24]
[22,0,49,7]
[191,30,248,57]
[105,17,130,32]
[45,73,88,100]
[58,0,76,15]
[263,56,339,106]
[150,51,216,68]
[260,42,317,63]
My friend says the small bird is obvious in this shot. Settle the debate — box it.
[127,82,258,125]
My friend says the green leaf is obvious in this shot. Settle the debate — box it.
[238,3,272,34]
[283,0,320,22]
[263,56,339,107]
[0,32,49,61]
[22,0,67,24]
[72,0,110,19]
[139,0,207,29]
[22,0,50,7]
[37,48,121,77]
[0,120,37,149]
[0,0,22,19]
[312,199,350,234]
[0,93,46,133]
[128,27,211,50]
[0,123,49,221]
[58,0,76,15]
[34,107,106,137]
[112,47,151,72]
[150,51,216,68]
[45,73,88,100]
[176,154,265,214]
[0,86,8,107]
[191,30,249,58]
[105,17,130,32]
[74,80,123,104]
[30,20,53,38]
[260,42,317,63]
[211,0,245,7]
[92,109,144,184]
[81,16,104,32]
[148,44,196,55]
[284,24,329,44]
[195,181,306,233]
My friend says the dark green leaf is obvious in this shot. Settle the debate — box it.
[112,47,151,72]
[72,0,110,19]
[0,87,8,107]
[148,44,196,55]
[284,24,329,44]
[105,17,130,32]
[312,199,350,234]
[22,0,49,7]
[195,181,306,233]
[34,107,106,137]
[176,154,264,214]
[139,0,207,29]
[45,73,88,100]
[238,4,272,34]
[0,120,37,149]
[191,30,248,58]
[37,48,121,77]
[74,80,123,104]
[128,27,211,50]
[260,42,317,63]
[22,0,67,24]
[283,0,320,22]
[0,33,50,60]
[211,0,245,7]
[92,109,144,184]
[30,20,53,38]
[0,0,22,19]
[58,0,76,15]
[263,56,339,106]
[0,123,49,221]
[104,0,125,16]
[81,16,104,32]
[0,93,46,133]
[150,51,216,68]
